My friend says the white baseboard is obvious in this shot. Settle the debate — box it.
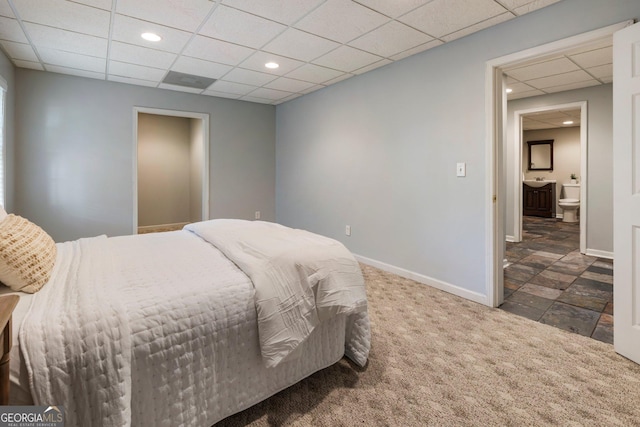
[505,235,516,243]
[556,213,563,219]
[585,248,614,260]
[353,254,488,305]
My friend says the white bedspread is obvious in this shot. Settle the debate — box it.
[20,236,132,427]
[18,223,371,427]
[185,219,368,367]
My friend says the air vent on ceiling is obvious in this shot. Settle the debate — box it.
[162,71,216,90]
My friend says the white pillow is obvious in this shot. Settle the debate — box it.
[0,214,57,293]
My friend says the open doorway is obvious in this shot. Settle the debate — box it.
[133,107,209,234]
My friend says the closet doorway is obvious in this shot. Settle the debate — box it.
[133,107,209,234]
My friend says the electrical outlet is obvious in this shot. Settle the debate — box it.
[345,225,351,236]
[255,211,261,220]
[456,162,466,177]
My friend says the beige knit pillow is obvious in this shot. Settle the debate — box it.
[0,214,57,293]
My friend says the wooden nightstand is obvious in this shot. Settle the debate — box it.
[0,295,19,405]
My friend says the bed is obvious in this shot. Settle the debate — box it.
[0,216,370,427]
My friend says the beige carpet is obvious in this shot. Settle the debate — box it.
[217,264,640,426]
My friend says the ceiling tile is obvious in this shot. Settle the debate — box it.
[565,38,611,56]
[543,79,600,94]
[349,20,433,58]
[240,95,273,104]
[441,12,514,43]
[0,40,37,61]
[494,0,534,9]
[221,0,325,25]
[313,45,383,72]
[353,58,391,74]
[109,60,165,81]
[399,0,506,38]
[199,5,286,49]
[301,84,325,94]
[24,22,107,56]
[278,93,303,103]
[69,0,113,11]
[0,17,28,43]
[390,39,443,61]
[294,0,389,44]
[116,0,214,32]
[39,47,106,72]
[240,51,304,75]
[222,68,278,86]
[569,46,612,69]
[158,83,203,93]
[322,73,354,85]
[507,81,536,94]
[0,1,14,18]
[208,80,258,96]
[171,56,232,79]
[512,0,562,15]
[247,87,292,100]
[46,65,105,80]
[526,70,594,89]
[110,41,176,69]
[507,57,580,82]
[108,75,158,87]
[13,59,43,70]
[13,0,111,38]
[183,35,254,65]
[352,0,435,18]
[587,64,612,80]
[264,77,316,92]
[285,63,344,84]
[111,15,192,54]
[263,28,340,62]
[202,90,241,100]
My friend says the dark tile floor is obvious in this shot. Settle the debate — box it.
[500,216,613,344]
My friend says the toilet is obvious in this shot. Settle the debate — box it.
[559,183,580,223]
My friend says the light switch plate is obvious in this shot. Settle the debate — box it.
[457,162,466,177]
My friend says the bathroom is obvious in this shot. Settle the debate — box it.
[521,110,581,223]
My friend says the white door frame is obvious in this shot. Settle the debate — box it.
[485,21,631,308]
[132,107,210,234]
[511,102,588,255]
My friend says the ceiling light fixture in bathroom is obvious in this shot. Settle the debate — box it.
[265,62,279,69]
[563,120,574,125]
[505,88,513,93]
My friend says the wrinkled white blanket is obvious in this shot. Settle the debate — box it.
[20,236,132,427]
[185,219,368,367]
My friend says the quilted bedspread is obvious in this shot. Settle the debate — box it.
[19,222,371,427]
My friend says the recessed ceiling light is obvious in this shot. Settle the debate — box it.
[563,120,574,125]
[265,62,279,69]
[505,88,513,93]
[141,32,162,42]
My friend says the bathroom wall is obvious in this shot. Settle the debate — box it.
[523,127,581,217]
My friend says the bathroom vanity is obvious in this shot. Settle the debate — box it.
[523,181,556,218]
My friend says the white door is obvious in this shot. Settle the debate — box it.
[613,22,640,364]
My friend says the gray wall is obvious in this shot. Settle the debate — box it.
[15,69,275,242]
[0,48,14,212]
[276,0,638,297]
[507,84,613,253]
[137,113,191,227]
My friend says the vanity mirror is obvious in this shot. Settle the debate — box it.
[527,140,553,171]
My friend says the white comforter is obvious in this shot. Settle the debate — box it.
[19,221,370,427]
[185,219,368,367]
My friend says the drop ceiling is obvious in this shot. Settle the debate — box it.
[0,0,565,105]
[504,38,612,101]
[522,108,581,130]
